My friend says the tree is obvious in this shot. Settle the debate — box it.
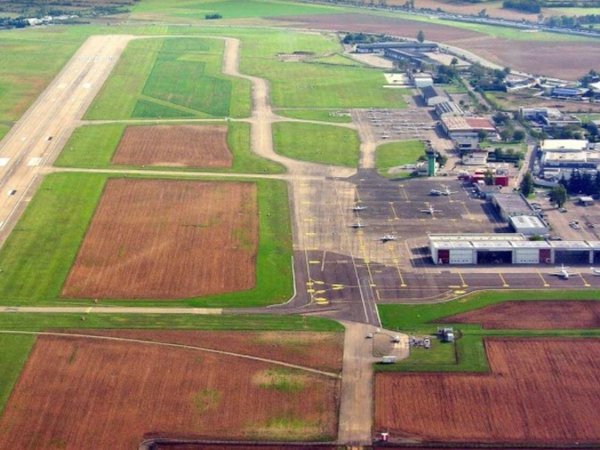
[520,171,534,197]
[484,169,494,186]
[550,184,568,208]
[500,129,512,142]
[513,129,525,142]
[450,57,458,66]
[416,30,425,43]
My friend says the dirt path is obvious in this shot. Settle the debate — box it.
[0,329,340,378]
[352,109,378,169]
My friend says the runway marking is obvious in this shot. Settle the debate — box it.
[321,250,327,272]
[309,260,320,264]
[498,273,509,288]
[305,232,317,236]
[536,270,550,287]
[457,271,468,288]
[579,273,591,287]
[389,202,400,220]
[28,157,42,167]
[0,158,9,166]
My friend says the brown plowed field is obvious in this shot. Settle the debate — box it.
[0,334,340,449]
[62,330,345,372]
[375,338,600,445]
[112,125,232,168]
[439,300,600,329]
[274,13,600,80]
[62,179,257,299]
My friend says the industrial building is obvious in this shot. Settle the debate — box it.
[539,139,590,153]
[420,85,448,106]
[492,192,535,220]
[538,139,599,176]
[440,115,496,150]
[509,215,549,236]
[435,101,463,118]
[429,234,600,265]
[355,42,438,53]
[409,72,434,88]
[520,107,581,129]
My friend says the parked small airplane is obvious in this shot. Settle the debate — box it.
[352,205,368,212]
[420,205,442,215]
[590,267,600,276]
[549,264,577,279]
[380,234,397,242]
[350,222,365,229]
[430,185,457,196]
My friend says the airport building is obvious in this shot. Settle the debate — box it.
[429,234,600,265]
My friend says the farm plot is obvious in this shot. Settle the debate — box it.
[63,330,345,372]
[0,334,340,448]
[112,125,232,168]
[439,300,600,329]
[375,338,600,445]
[62,179,258,299]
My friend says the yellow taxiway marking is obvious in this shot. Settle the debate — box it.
[305,232,317,236]
[306,289,315,294]
[448,284,461,289]
[301,201,311,205]
[313,280,325,285]
[314,289,327,295]
[579,273,591,287]
[306,281,314,287]
[536,270,550,287]
[498,273,509,288]
[392,258,407,287]
[457,272,468,288]
[454,290,466,295]
[304,218,315,222]
[309,260,321,264]
[332,284,345,290]
[389,202,400,220]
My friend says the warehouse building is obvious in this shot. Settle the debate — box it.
[429,234,599,265]
[440,115,496,150]
[435,101,463,118]
[492,193,535,221]
[420,85,448,106]
[509,215,549,236]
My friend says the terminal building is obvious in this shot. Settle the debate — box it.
[429,234,600,265]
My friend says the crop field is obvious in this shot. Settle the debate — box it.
[375,140,425,178]
[64,329,344,372]
[56,122,284,174]
[0,173,291,307]
[440,300,600,329]
[273,122,360,167]
[113,125,232,168]
[63,179,257,299]
[86,37,251,119]
[0,333,340,448]
[375,338,600,444]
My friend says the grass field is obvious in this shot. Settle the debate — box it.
[0,335,35,415]
[238,30,408,109]
[0,124,10,142]
[132,0,342,20]
[273,122,360,167]
[378,292,600,372]
[375,140,425,178]
[55,122,284,173]
[0,173,292,307]
[0,28,86,123]
[86,37,251,120]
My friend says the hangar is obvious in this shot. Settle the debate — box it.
[429,234,597,265]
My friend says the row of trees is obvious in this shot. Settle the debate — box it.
[503,0,541,13]
[520,170,600,208]
[521,172,569,207]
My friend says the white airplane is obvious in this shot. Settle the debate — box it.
[420,205,442,215]
[350,222,365,229]
[549,264,577,279]
[430,185,457,196]
[352,205,368,212]
[380,234,397,242]
[590,267,600,276]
